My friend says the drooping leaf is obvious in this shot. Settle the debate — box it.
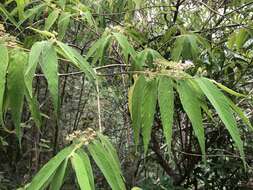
[27,145,75,190]
[25,41,44,98]
[88,140,126,190]
[195,77,245,166]
[142,78,157,154]
[56,41,95,81]
[7,50,27,141]
[40,41,59,115]
[58,12,71,40]
[177,80,205,160]
[158,76,174,154]
[113,32,136,61]
[131,75,146,146]
[86,34,112,65]
[76,149,95,190]
[97,133,122,178]
[211,80,246,97]
[25,90,42,129]
[44,10,60,31]
[49,158,68,190]
[71,152,92,190]
[0,43,8,126]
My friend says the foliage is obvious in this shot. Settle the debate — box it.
[0,0,253,189]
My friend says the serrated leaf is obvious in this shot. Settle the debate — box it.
[142,79,157,154]
[25,90,42,128]
[177,80,205,160]
[25,41,44,98]
[58,12,71,40]
[158,76,174,154]
[40,42,59,115]
[226,97,253,131]
[88,140,126,190]
[71,152,92,190]
[27,145,75,190]
[56,41,95,81]
[97,133,122,177]
[211,80,246,97]
[0,43,8,126]
[7,50,27,141]
[86,34,112,65]
[131,75,146,146]
[172,36,184,61]
[195,77,245,166]
[49,158,68,190]
[76,149,95,190]
[113,32,136,61]
[44,10,60,31]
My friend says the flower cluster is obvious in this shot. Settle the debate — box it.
[66,128,96,145]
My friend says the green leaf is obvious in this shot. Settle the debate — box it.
[177,80,205,160]
[195,77,245,166]
[171,36,184,61]
[25,41,44,98]
[56,41,95,81]
[158,76,174,154]
[113,32,136,61]
[44,10,60,31]
[236,29,250,49]
[86,34,112,65]
[25,90,42,129]
[71,152,92,190]
[210,80,246,97]
[142,78,157,154]
[7,50,27,141]
[226,98,253,131]
[27,145,75,190]
[97,133,122,177]
[76,149,95,190]
[88,140,126,190]
[15,0,26,19]
[0,43,8,126]
[49,158,68,190]
[58,12,71,40]
[131,75,146,146]
[40,41,59,115]
[0,4,18,27]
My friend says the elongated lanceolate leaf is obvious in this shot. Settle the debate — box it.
[195,77,245,166]
[49,158,68,190]
[25,41,44,98]
[40,42,59,115]
[56,41,95,81]
[0,43,8,126]
[131,75,146,146]
[71,152,92,190]
[76,149,95,190]
[142,79,157,154]
[158,76,174,154]
[44,10,60,31]
[88,140,126,190]
[58,12,71,40]
[177,80,205,160]
[27,145,75,190]
[7,50,27,141]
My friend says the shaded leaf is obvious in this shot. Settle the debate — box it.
[0,43,8,126]
[158,76,174,154]
[142,78,157,154]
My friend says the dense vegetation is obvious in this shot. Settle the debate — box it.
[0,0,253,189]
